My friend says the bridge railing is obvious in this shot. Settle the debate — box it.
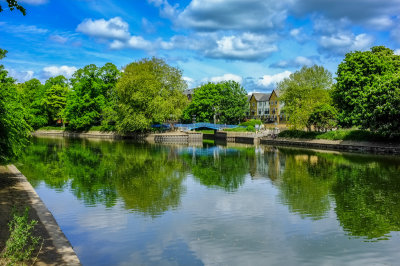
[174,123,242,131]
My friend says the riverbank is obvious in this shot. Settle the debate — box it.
[261,138,400,154]
[0,165,81,265]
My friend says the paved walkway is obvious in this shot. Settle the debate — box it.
[0,165,80,265]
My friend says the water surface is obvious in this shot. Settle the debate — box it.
[17,137,400,265]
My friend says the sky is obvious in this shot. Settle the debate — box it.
[1,0,400,93]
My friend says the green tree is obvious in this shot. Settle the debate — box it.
[182,81,247,124]
[307,103,338,132]
[0,0,26,15]
[116,57,187,132]
[278,65,333,130]
[43,76,69,126]
[0,49,31,164]
[65,63,120,131]
[17,79,48,129]
[333,46,400,137]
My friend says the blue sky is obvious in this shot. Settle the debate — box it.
[1,0,400,92]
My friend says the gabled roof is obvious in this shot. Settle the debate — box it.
[183,88,195,95]
[252,93,271,102]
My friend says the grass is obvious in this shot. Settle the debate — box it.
[37,126,65,131]
[224,126,254,132]
[278,129,391,142]
[195,130,215,134]
[1,207,42,265]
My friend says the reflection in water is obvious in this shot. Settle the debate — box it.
[15,137,400,264]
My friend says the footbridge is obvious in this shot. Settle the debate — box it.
[174,123,241,131]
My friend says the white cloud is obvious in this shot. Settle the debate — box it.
[148,0,178,19]
[183,76,195,88]
[49,34,68,44]
[76,17,130,40]
[42,66,77,79]
[257,71,291,88]
[394,49,400,55]
[207,74,243,84]
[6,69,35,82]
[0,23,48,34]
[319,32,374,55]
[205,33,278,60]
[110,36,152,50]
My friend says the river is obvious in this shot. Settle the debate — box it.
[16,137,400,265]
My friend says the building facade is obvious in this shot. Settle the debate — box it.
[247,90,287,123]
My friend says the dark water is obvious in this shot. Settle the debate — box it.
[16,137,400,265]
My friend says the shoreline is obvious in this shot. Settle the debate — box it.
[0,165,81,265]
[33,129,400,155]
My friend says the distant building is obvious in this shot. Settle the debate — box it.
[183,89,195,101]
[247,90,287,123]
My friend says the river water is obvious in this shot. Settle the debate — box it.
[16,137,400,265]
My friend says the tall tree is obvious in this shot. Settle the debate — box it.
[65,63,120,131]
[182,81,247,124]
[116,57,187,132]
[333,46,400,137]
[277,65,333,130]
[0,49,31,164]
[43,75,69,125]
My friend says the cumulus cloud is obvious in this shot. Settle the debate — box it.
[183,76,195,88]
[42,66,77,79]
[110,36,152,50]
[271,56,315,69]
[176,0,291,32]
[394,49,400,55]
[76,17,130,40]
[204,33,278,60]
[6,69,35,83]
[257,71,291,88]
[147,0,178,19]
[319,32,374,55]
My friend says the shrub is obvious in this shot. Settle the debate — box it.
[1,207,41,265]
[240,119,262,127]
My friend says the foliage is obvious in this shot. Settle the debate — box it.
[0,0,26,15]
[307,103,338,132]
[116,57,187,132]
[43,76,69,125]
[239,119,262,127]
[278,65,333,130]
[278,129,390,142]
[0,49,31,164]
[18,78,48,129]
[333,46,400,137]
[182,81,247,124]
[65,63,120,131]
[1,207,40,264]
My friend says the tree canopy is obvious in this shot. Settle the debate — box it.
[65,63,120,131]
[0,49,31,164]
[182,81,247,124]
[0,0,26,15]
[333,46,400,137]
[116,57,187,132]
[278,65,333,130]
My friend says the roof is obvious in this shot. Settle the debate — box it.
[183,89,195,95]
[252,93,271,102]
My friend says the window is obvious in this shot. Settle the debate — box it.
[252,103,255,107]
[264,110,268,114]
[258,111,261,115]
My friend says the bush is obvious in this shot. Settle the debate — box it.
[240,119,262,127]
[278,130,319,139]
[1,207,41,265]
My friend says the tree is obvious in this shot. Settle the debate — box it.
[277,65,333,130]
[0,49,31,164]
[307,103,338,132]
[116,57,187,132]
[182,81,247,124]
[17,78,48,129]
[0,0,26,15]
[333,46,400,137]
[65,63,120,131]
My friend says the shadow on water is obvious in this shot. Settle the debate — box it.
[16,137,400,240]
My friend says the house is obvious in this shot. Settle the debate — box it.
[247,90,287,123]
[183,88,195,101]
